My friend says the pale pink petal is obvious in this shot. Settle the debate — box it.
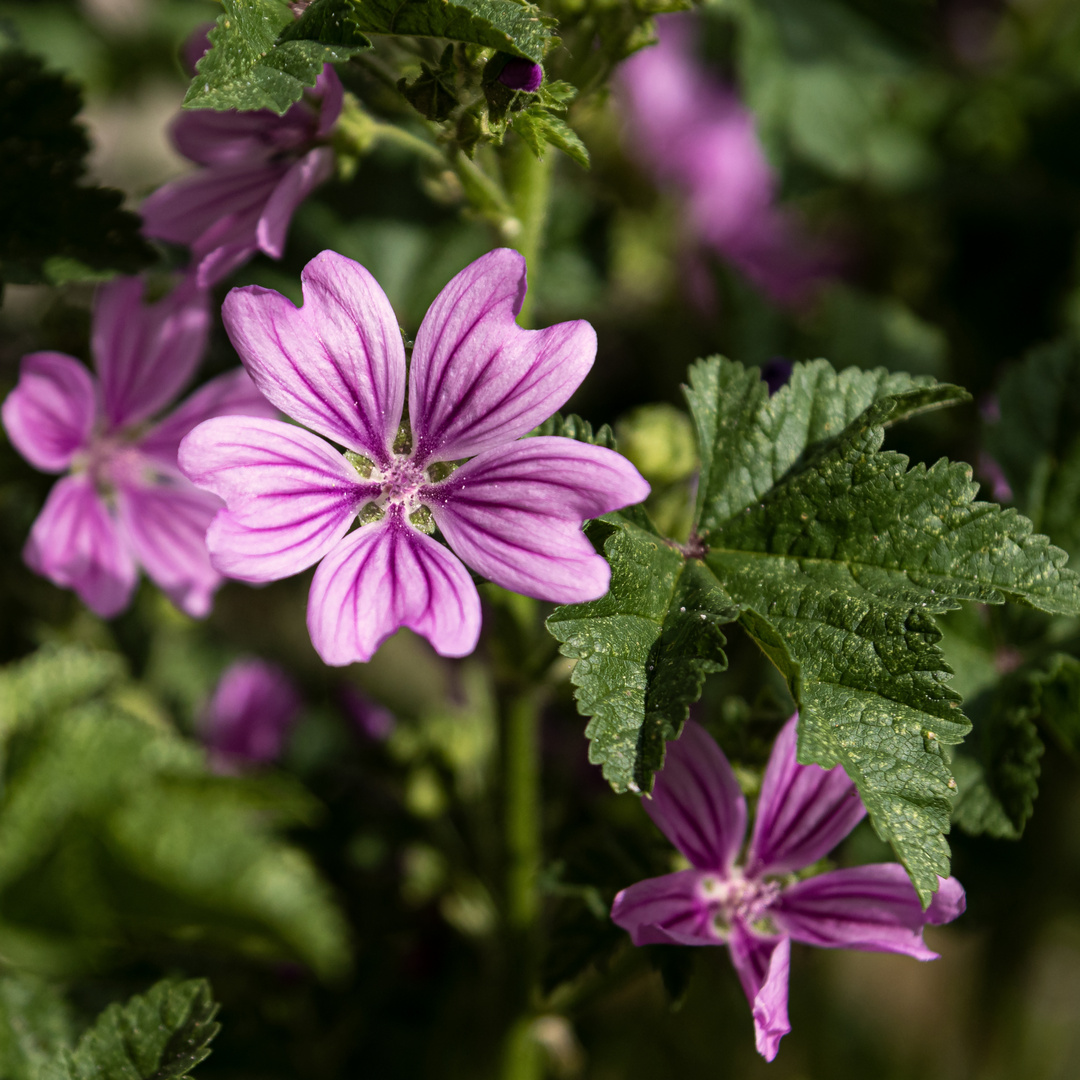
[24,475,137,617]
[307,511,482,665]
[611,870,723,946]
[1,352,96,473]
[256,147,335,258]
[115,477,223,617]
[728,926,791,1062]
[222,250,406,461]
[644,720,747,873]
[92,275,211,429]
[771,867,966,960]
[178,415,376,583]
[427,437,649,603]
[408,249,596,463]
[138,368,278,472]
[745,714,866,877]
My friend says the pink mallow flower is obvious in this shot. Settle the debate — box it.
[200,658,302,767]
[611,717,966,1061]
[1,276,276,617]
[142,32,343,288]
[619,14,837,306]
[178,248,650,666]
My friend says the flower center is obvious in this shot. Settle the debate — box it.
[697,871,781,940]
[72,433,153,499]
[372,454,427,511]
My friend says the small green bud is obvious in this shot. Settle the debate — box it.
[615,404,697,484]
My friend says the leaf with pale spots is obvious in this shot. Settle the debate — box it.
[546,513,741,792]
[549,355,1080,906]
[183,0,366,114]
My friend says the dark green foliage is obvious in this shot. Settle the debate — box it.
[985,338,1080,560]
[286,0,553,63]
[0,972,73,1080]
[183,0,366,114]
[531,412,616,449]
[1035,652,1080,755]
[0,647,350,979]
[0,47,153,286]
[44,979,220,1080]
[952,671,1044,841]
[551,357,1080,902]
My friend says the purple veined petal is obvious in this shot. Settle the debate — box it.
[24,474,137,618]
[171,101,316,168]
[115,475,223,617]
[137,367,278,473]
[610,869,720,946]
[306,510,482,666]
[142,161,286,286]
[408,248,597,463]
[222,250,406,461]
[91,275,211,429]
[256,147,335,259]
[645,720,747,874]
[314,64,344,138]
[427,437,649,603]
[199,658,302,764]
[770,865,966,961]
[744,714,866,878]
[1,352,96,473]
[728,925,791,1062]
[179,415,376,583]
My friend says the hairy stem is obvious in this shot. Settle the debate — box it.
[504,138,553,328]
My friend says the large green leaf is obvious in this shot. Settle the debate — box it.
[550,355,1080,904]
[183,0,366,114]
[286,0,553,63]
[44,979,219,1080]
[0,48,153,285]
[694,358,1080,900]
[547,513,740,792]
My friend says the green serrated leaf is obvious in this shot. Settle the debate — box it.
[0,49,153,284]
[47,979,219,1080]
[285,0,552,62]
[684,356,965,533]
[688,356,1080,901]
[986,337,1080,559]
[184,0,366,114]
[513,107,590,167]
[531,412,615,449]
[547,516,740,792]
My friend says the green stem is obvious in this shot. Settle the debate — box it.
[500,685,544,1080]
[505,687,542,932]
[504,138,554,329]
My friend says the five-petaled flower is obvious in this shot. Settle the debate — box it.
[611,717,966,1061]
[142,28,342,288]
[178,248,650,666]
[1,275,276,618]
